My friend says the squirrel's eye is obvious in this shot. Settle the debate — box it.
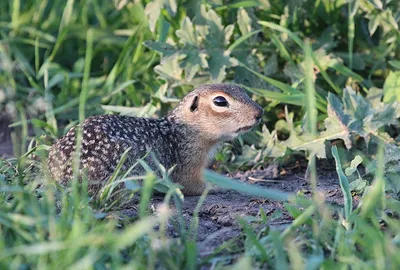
[213,96,229,107]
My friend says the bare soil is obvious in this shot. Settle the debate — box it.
[118,166,349,257]
[181,170,344,255]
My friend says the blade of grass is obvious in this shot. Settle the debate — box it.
[304,41,318,136]
[139,172,156,218]
[271,230,289,269]
[331,146,352,226]
[329,59,363,81]
[239,62,300,95]
[105,28,140,90]
[11,0,20,30]
[304,41,318,200]
[242,85,305,106]
[215,0,259,11]
[114,216,159,250]
[204,169,291,202]
[348,0,359,70]
[360,143,385,216]
[103,80,136,100]
[237,218,269,263]
[34,37,40,74]
[228,29,262,53]
[72,29,93,180]
[43,68,58,134]
[270,33,295,65]
[98,146,133,204]
[259,20,342,94]
[281,204,316,240]
[59,0,75,33]
[258,21,304,49]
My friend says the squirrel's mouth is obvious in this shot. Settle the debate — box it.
[236,125,254,133]
[235,118,262,133]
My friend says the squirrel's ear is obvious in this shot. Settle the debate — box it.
[189,95,199,112]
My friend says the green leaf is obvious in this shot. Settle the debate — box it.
[224,24,235,43]
[139,173,157,218]
[245,86,305,106]
[176,17,198,46]
[180,46,208,81]
[195,5,224,44]
[328,58,364,81]
[259,126,287,158]
[154,55,184,81]
[145,5,238,83]
[280,93,352,158]
[115,217,159,249]
[240,62,300,95]
[368,13,380,36]
[349,178,367,194]
[263,54,278,76]
[383,71,400,102]
[215,0,260,11]
[237,7,252,36]
[345,155,363,176]
[208,51,238,82]
[196,5,238,81]
[142,41,176,57]
[321,94,352,149]
[366,87,383,107]
[331,146,352,222]
[204,169,292,202]
[228,29,261,53]
[389,60,400,70]
[342,87,371,133]
[232,256,252,270]
[145,0,177,32]
[327,92,350,126]
[366,143,400,181]
[340,86,399,136]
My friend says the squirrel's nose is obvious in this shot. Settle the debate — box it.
[255,108,264,122]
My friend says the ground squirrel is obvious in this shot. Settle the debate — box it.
[48,84,263,195]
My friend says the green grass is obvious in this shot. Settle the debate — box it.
[1,0,400,269]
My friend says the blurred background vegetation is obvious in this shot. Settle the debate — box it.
[1,0,400,269]
[1,0,398,154]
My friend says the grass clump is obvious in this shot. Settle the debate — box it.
[1,0,400,269]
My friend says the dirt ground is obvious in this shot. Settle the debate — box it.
[0,114,347,257]
[166,169,344,256]
[115,165,347,257]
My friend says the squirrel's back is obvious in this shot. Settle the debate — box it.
[48,115,182,186]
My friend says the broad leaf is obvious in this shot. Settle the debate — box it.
[145,4,238,83]
[237,7,252,36]
[145,0,177,32]
[143,41,176,57]
[345,155,363,176]
[180,45,208,81]
[383,71,400,102]
[176,17,198,46]
[259,87,400,160]
[154,55,184,82]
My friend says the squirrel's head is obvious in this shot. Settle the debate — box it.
[169,84,264,142]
